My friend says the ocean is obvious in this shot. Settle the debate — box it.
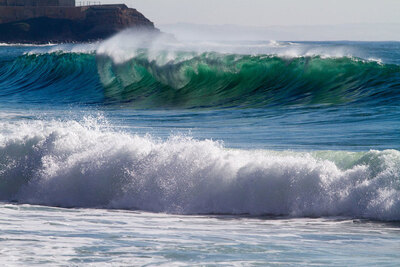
[0,32,400,265]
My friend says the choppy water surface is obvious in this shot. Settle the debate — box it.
[0,34,400,265]
[1,204,400,266]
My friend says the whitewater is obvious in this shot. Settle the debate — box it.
[0,31,400,265]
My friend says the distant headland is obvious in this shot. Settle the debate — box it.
[0,0,158,43]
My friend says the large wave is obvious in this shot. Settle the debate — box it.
[0,118,399,221]
[98,51,400,108]
[0,49,399,108]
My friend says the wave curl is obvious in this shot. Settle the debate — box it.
[0,51,399,108]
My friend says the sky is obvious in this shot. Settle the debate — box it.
[108,0,400,27]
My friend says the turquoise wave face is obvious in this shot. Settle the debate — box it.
[1,51,399,108]
[98,51,400,108]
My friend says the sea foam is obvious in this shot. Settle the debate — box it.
[0,117,399,220]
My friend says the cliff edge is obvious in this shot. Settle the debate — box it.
[0,4,158,43]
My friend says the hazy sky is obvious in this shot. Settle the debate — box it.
[109,0,400,27]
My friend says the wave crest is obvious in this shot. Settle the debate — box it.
[97,51,400,108]
[2,50,399,108]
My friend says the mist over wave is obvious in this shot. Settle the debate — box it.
[24,29,400,64]
[0,32,399,108]
[0,117,399,220]
[159,23,400,42]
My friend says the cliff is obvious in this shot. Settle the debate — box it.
[0,4,158,43]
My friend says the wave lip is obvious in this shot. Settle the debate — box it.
[0,36,399,109]
[0,118,399,221]
[1,49,399,108]
[98,51,400,108]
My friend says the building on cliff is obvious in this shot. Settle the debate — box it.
[0,0,75,7]
[0,0,79,24]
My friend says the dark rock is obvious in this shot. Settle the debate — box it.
[0,4,158,43]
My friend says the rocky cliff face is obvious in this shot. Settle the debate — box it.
[0,4,158,43]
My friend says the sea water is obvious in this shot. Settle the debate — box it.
[0,33,400,265]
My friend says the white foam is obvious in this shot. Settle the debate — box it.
[16,29,378,65]
[0,42,57,47]
[26,42,98,56]
[95,30,364,65]
[0,117,399,220]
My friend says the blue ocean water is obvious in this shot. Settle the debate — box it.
[0,34,400,265]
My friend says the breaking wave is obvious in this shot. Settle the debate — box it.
[0,50,399,108]
[0,118,400,221]
[97,51,400,108]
